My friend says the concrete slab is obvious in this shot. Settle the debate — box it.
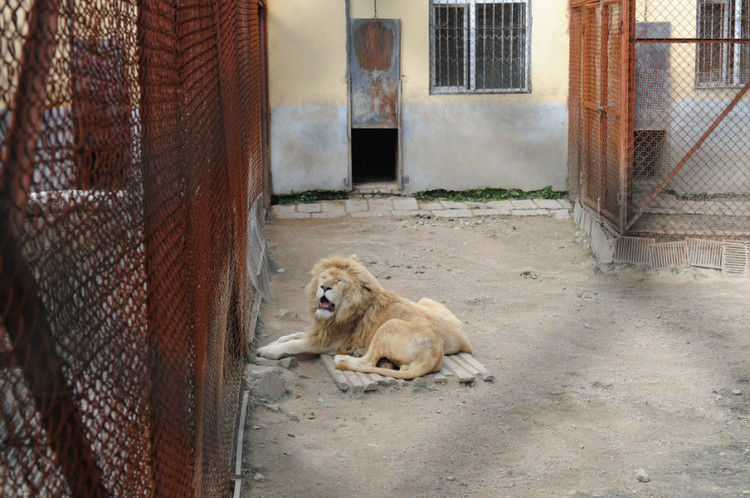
[270,205,297,217]
[473,208,511,217]
[510,199,538,210]
[486,200,514,210]
[320,201,347,215]
[350,210,389,218]
[550,209,570,220]
[312,212,346,219]
[534,199,565,209]
[276,211,311,219]
[511,209,549,216]
[392,197,419,211]
[441,200,468,210]
[418,201,444,211]
[345,199,369,212]
[368,198,394,211]
[297,203,322,213]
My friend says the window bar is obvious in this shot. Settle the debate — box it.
[468,0,474,91]
[445,2,450,87]
[432,4,437,89]
[433,5,443,87]
[500,2,505,90]
[451,0,457,89]
[509,2,515,89]
[723,1,731,84]
[698,4,706,83]
[463,0,468,90]
[503,3,518,89]
[460,0,465,89]
[523,2,529,90]
[488,2,493,90]
[454,0,460,89]
[734,0,742,84]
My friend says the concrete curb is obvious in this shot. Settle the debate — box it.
[270,197,572,221]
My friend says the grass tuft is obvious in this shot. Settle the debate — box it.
[412,186,567,202]
[272,190,349,205]
[271,187,568,205]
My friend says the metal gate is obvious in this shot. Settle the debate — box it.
[570,0,630,232]
[570,0,750,239]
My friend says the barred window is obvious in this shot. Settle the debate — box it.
[696,0,750,87]
[430,0,530,94]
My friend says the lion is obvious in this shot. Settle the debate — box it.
[256,254,473,380]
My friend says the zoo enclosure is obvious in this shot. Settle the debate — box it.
[1,0,270,496]
[569,0,750,246]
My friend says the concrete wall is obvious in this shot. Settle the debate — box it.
[268,0,569,194]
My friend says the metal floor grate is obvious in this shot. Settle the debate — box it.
[687,238,723,269]
[320,353,494,392]
[722,241,749,277]
[614,236,655,264]
[649,240,689,269]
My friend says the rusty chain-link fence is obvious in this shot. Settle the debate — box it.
[1,0,270,495]
[570,0,750,272]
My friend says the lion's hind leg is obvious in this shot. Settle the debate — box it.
[333,319,443,380]
[333,355,439,380]
[417,298,452,314]
[418,298,472,355]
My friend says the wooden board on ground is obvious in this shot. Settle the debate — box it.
[320,353,494,392]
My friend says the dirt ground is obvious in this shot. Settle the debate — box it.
[244,212,750,497]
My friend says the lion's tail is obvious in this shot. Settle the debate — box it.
[334,359,438,380]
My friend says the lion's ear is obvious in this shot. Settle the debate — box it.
[348,254,360,262]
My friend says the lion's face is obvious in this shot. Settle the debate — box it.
[306,255,383,325]
[312,267,358,320]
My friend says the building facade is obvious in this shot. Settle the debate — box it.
[268,0,570,194]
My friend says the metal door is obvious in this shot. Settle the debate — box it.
[349,18,401,128]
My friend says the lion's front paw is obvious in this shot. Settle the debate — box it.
[333,354,348,364]
[276,332,306,343]
[256,345,282,360]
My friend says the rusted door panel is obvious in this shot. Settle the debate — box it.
[575,1,626,232]
[350,19,400,129]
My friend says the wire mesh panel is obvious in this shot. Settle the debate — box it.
[571,0,750,239]
[1,0,270,496]
[627,0,750,237]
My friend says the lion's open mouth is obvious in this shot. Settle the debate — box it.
[318,296,335,313]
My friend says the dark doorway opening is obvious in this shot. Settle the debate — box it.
[351,128,397,184]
